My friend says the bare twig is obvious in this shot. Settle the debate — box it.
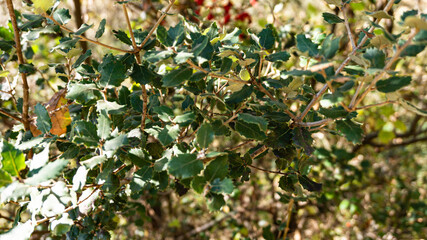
[6,0,30,131]
[355,100,396,110]
[297,0,395,123]
[138,0,175,49]
[42,13,133,53]
[282,198,294,240]
[352,28,420,109]
[0,108,23,122]
[341,4,356,50]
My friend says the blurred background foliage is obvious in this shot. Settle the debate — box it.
[0,0,426,239]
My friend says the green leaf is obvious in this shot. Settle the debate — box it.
[156,25,171,46]
[104,134,128,154]
[237,113,268,132]
[376,76,411,93]
[322,12,344,24]
[400,44,426,57]
[222,28,241,45]
[72,49,92,69]
[96,100,126,115]
[18,63,36,74]
[319,106,349,118]
[53,8,71,25]
[321,34,341,59]
[192,35,209,56]
[1,141,26,177]
[98,54,127,88]
[130,63,157,85]
[97,110,111,140]
[225,85,253,104]
[74,23,93,36]
[191,176,206,194]
[168,21,185,46]
[336,119,363,143]
[73,121,100,147]
[210,178,234,194]
[258,28,275,49]
[196,123,214,148]
[162,67,193,87]
[113,30,132,45]
[80,156,108,170]
[366,10,393,20]
[298,175,322,192]
[235,120,267,141]
[174,51,194,64]
[25,159,69,186]
[296,34,319,57]
[204,155,228,182]
[95,19,106,38]
[168,153,203,179]
[399,99,427,116]
[173,112,195,127]
[0,169,12,187]
[34,103,52,134]
[292,127,314,155]
[208,193,225,211]
[265,51,290,62]
[363,48,385,68]
[66,82,101,105]
[145,125,180,146]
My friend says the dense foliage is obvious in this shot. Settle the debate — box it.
[0,0,426,239]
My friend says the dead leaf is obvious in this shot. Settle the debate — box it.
[30,89,71,137]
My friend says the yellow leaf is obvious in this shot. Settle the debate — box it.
[404,16,427,30]
[33,0,55,13]
[370,35,392,49]
[0,70,10,77]
[237,58,256,67]
[324,0,341,6]
[239,69,251,81]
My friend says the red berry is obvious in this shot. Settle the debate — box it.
[207,13,214,20]
[224,2,233,13]
[195,0,204,6]
[223,14,231,24]
[235,12,251,23]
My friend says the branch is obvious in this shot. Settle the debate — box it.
[6,0,31,131]
[0,108,23,122]
[41,13,133,53]
[296,118,332,127]
[138,0,175,50]
[351,28,420,109]
[355,100,396,110]
[297,0,395,122]
[120,1,148,132]
[341,4,356,50]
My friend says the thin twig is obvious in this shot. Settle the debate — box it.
[226,140,254,151]
[355,100,396,110]
[6,0,30,131]
[120,1,148,132]
[0,108,22,122]
[297,0,395,123]
[42,13,133,53]
[138,0,175,49]
[352,28,420,109]
[282,198,294,240]
[296,118,332,127]
[341,4,356,50]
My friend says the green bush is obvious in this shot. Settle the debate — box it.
[0,0,426,239]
